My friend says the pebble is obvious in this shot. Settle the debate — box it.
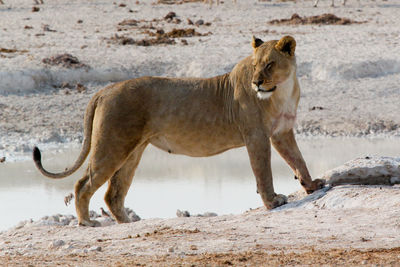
[97,217,115,227]
[69,219,78,226]
[168,247,174,253]
[201,212,218,217]
[60,218,70,226]
[390,176,400,184]
[89,246,102,252]
[176,210,218,217]
[49,215,60,223]
[126,207,141,222]
[13,208,140,230]
[128,212,141,222]
[14,220,30,230]
[195,19,204,26]
[176,209,190,217]
[48,240,65,249]
[64,244,74,250]
[89,210,100,218]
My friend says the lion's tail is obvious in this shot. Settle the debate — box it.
[33,95,98,179]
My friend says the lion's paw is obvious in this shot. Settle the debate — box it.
[305,179,326,194]
[266,194,288,209]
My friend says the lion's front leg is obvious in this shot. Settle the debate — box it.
[245,131,287,209]
[271,130,325,194]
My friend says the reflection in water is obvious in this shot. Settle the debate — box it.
[0,138,399,230]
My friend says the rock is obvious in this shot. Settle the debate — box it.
[42,24,56,32]
[126,207,141,222]
[61,82,73,89]
[14,221,26,230]
[194,212,217,217]
[128,212,141,222]
[89,246,102,252]
[63,244,74,250]
[118,19,138,26]
[14,219,33,229]
[195,19,204,26]
[65,215,76,220]
[168,247,174,253]
[172,18,181,24]
[75,83,86,93]
[390,177,400,184]
[60,217,71,226]
[202,212,218,217]
[89,210,100,218]
[97,217,115,227]
[69,219,78,226]
[164,11,176,21]
[176,209,190,217]
[323,156,400,186]
[42,54,90,69]
[49,215,60,223]
[48,240,65,249]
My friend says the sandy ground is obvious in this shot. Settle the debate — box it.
[1,185,400,266]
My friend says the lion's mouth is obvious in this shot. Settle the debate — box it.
[258,86,277,93]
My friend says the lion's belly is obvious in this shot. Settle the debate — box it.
[149,129,244,157]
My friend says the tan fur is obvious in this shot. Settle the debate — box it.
[33,36,324,226]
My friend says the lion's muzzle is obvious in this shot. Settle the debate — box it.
[258,85,277,93]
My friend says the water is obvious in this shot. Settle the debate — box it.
[0,137,399,231]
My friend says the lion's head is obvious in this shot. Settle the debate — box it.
[251,35,297,99]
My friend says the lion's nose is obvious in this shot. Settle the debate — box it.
[252,80,263,87]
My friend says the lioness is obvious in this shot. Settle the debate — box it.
[33,35,325,226]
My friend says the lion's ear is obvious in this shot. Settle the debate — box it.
[252,36,264,49]
[275,36,296,57]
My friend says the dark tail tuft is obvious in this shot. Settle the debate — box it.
[33,146,41,163]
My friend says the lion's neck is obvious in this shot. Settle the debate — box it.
[272,70,297,105]
[268,71,299,135]
[212,73,237,123]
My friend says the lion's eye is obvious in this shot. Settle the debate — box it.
[265,62,274,71]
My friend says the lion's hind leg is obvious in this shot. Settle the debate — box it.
[104,144,147,223]
[74,141,137,227]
